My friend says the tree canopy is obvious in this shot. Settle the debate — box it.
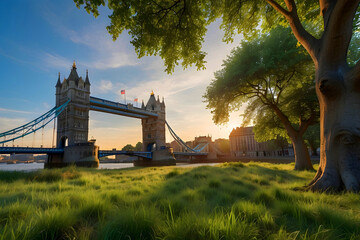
[204,27,316,125]
[121,144,135,151]
[204,26,318,170]
[121,142,142,151]
[74,0,322,73]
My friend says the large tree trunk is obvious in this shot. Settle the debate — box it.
[291,136,313,170]
[268,0,360,191]
[307,0,360,192]
[308,66,360,191]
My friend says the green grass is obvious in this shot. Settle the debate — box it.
[0,162,359,239]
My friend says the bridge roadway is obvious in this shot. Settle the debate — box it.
[0,147,153,159]
[0,148,207,160]
[173,152,208,156]
[98,150,152,159]
[90,96,158,119]
[0,147,64,155]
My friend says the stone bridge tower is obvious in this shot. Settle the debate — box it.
[55,61,90,147]
[48,61,98,168]
[141,92,166,151]
[137,92,175,166]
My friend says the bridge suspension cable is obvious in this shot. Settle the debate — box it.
[0,99,70,145]
[165,121,208,153]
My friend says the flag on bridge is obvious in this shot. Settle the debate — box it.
[120,90,126,104]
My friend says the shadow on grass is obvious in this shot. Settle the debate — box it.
[143,164,360,239]
[1,162,359,239]
[0,166,84,183]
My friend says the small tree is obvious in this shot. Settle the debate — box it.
[204,27,318,170]
[121,144,135,151]
[134,142,143,151]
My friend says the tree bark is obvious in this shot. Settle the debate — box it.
[270,104,314,170]
[307,0,360,191]
[309,65,360,191]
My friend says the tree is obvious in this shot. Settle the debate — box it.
[134,142,143,151]
[74,0,360,191]
[121,144,135,151]
[204,26,318,170]
[303,125,320,156]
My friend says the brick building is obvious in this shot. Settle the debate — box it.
[229,126,294,158]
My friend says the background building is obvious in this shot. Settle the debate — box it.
[169,140,184,152]
[193,135,212,152]
[229,127,294,158]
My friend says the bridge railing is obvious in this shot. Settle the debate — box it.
[98,150,152,159]
[90,96,158,118]
[0,147,64,154]
[0,99,70,145]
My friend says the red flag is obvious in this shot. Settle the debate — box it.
[134,98,138,102]
[121,90,125,95]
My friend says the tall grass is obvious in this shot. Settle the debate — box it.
[0,163,359,239]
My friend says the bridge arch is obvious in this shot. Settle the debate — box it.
[59,136,68,148]
[146,142,156,152]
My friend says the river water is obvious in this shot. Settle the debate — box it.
[0,162,218,172]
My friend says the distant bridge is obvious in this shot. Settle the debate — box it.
[0,62,211,167]
[0,147,64,155]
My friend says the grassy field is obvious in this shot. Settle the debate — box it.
[0,162,359,240]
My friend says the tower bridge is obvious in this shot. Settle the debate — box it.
[0,62,208,168]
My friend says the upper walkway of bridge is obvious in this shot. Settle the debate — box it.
[90,96,158,119]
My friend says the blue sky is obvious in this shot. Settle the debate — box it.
[0,0,243,149]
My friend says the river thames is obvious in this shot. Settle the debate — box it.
[0,162,218,171]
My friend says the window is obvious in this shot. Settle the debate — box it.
[76,110,84,116]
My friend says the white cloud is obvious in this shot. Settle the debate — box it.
[67,26,139,70]
[0,117,27,136]
[42,8,138,70]
[42,53,72,69]
[42,102,51,110]
[98,80,113,93]
[0,108,33,114]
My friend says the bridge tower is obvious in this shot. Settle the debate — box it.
[47,61,99,168]
[56,61,90,147]
[141,92,166,151]
[137,92,175,166]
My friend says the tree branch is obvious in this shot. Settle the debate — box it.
[265,0,290,17]
[153,0,182,25]
[299,111,316,136]
[265,0,320,65]
[320,0,360,67]
[269,102,297,137]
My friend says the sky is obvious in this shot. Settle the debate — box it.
[0,0,244,149]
